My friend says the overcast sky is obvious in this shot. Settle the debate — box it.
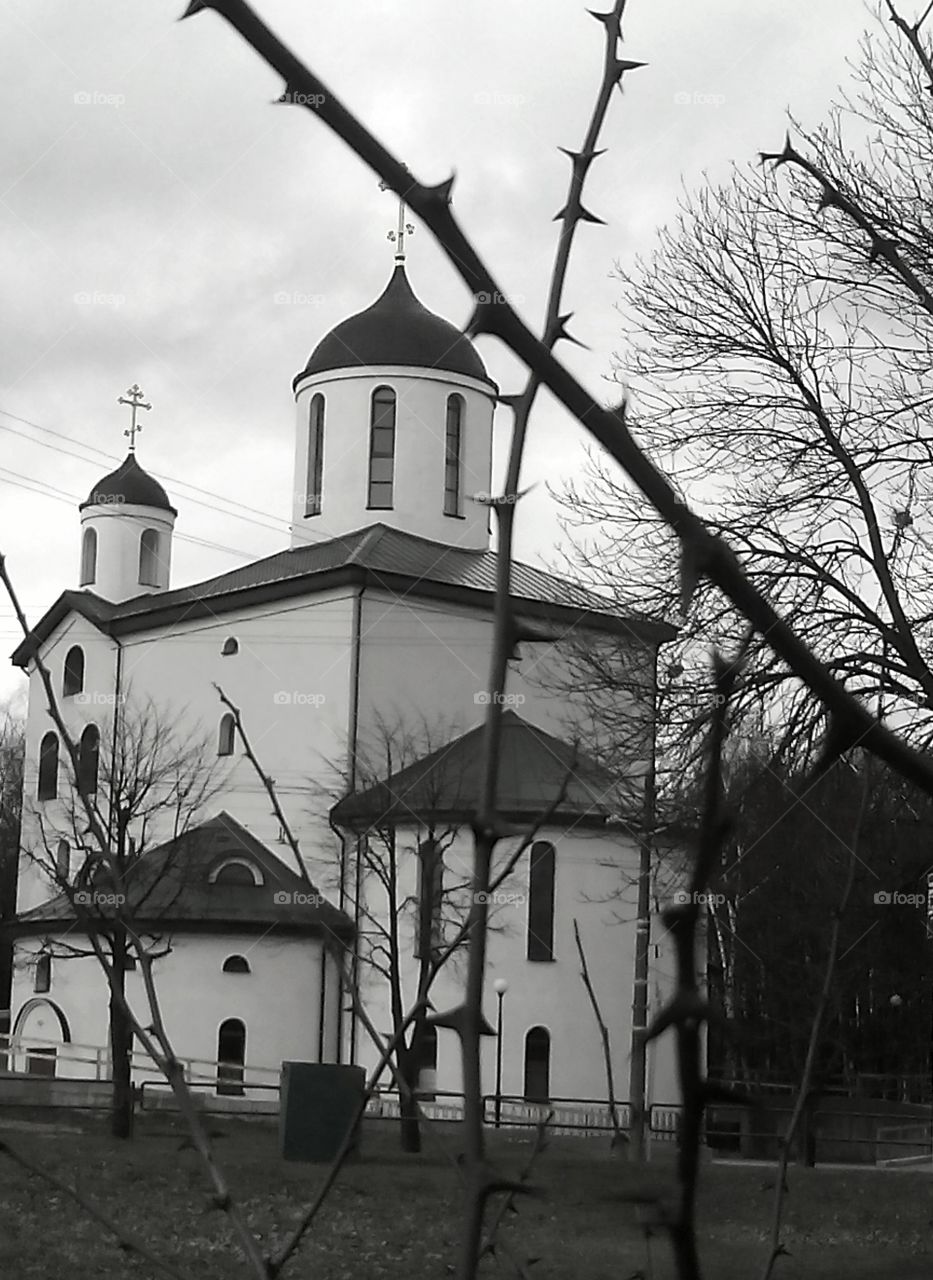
[0,0,878,705]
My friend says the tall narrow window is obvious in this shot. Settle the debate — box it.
[217,1018,246,1096]
[80,528,97,586]
[78,725,100,796]
[217,713,236,757]
[305,393,325,516]
[444,394,464,517]
[415,838,444,959]
[37,733,59,801]
[35,954,52,995]
[416,1022,438,1101]
[63,646,85,697]
[138,529,161,587]
[367,386,396,509]
[55,840,70,883]
[526,841,556,961]
[523,1026,550,1102]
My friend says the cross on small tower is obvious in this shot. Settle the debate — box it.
[118,384,151,452]
[379,180,415,263]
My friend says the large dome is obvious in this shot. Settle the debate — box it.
[80,453,176,514]
[296,264,495,388]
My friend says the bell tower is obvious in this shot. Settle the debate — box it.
[78,386,177,602]
[290,208,497,550]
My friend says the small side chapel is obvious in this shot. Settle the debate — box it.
[8,221,679,1111]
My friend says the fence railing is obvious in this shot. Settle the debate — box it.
[0,1033,280,1091]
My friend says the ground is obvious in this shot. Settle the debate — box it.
[0,1115,929,1278]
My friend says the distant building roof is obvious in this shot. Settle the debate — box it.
[12,811,352,939]
[296,264,495,389]
[11,523,674,666]
[80,453,177,515]
[331,709,634,829]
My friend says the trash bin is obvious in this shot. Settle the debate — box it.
[280,1062,366,1162]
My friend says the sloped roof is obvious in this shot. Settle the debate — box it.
[331,709,628,829]
[80,452,176,515]
[13,811,352,939]
[297,264,495,389]
[12,523,673,666]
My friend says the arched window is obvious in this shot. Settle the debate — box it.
[217,713,235,757]
[367,386,396,509]
[78,725,100,797]
[222,955,251,974]
[138,528,161,587]
[526,841,556,961]
[209,857,264,887]
[444,394,464,517]
[35,954,52,995]
[305,393,325,516]
[79,527,97,586]
[523,1026,550,1102]
[63,646,85,697]
[416,1022,438,1100]
[37,733,59,801]
[217,1018,246,1096]
[55,840,70,884]
[221,637,239,656]
[415,838,444,959]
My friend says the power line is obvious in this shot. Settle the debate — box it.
[0,470,254,559]
[0,407,295,539]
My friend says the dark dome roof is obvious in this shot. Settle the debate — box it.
[296,265,495,388]
[80,453,176,515]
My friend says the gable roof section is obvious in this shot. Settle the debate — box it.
[12,524,673,667]
[330,709,630,830]
[13,811,352,939]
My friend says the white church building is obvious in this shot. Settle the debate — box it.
[7,249,680,1115]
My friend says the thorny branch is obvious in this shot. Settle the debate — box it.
[179,0,933,804]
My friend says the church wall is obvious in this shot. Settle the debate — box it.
[352,822,680,1110]
[10,931,328,1088]
[92,589,357,856]
[19,614,122,912]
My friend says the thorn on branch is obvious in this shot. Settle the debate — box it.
[179,0,211,17]
[422,175,456,207]
[759,132,798,168]
[547,312,588,349]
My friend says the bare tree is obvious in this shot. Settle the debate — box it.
[559,4,933,771]
[0,703,25,1038]
[18,698,225,1138]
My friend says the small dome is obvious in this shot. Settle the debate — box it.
[296,264,495,388]
[80,453,176,515]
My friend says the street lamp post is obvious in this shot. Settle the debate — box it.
[493,979,508,1128]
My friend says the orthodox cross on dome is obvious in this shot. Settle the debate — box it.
[118,383,151,452]
[379,180,415,263]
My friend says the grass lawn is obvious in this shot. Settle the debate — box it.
[0,1113,929,1279]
